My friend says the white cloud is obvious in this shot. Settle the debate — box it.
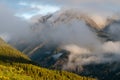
[17,2,60,19]
[18,2,28,6]
[0,33,10,42]
[0,4,30,41]
[2,0,120,20]
[16,0,120,19]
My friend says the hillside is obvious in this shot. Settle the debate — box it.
[0,38,31,64]
[0,38,95,80]
[8,9,120,80]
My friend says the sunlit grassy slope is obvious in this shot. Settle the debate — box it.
[0,38,96,80]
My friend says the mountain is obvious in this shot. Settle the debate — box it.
[30,9,109,30]
[0,38,95,80]
[8,9,120,80]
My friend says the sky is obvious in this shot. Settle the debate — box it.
[0,0,120,20]
[0,0,60,20]
[0,0,120,40]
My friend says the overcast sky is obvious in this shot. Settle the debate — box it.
[0,0,120,41]
[0,0,120,20]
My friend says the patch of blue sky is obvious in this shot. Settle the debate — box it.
[0,0,60,20]
[16,2,60,19]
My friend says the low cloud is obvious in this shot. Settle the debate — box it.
[63,41,120,70]
[30,10,120,71]
[0,4,30,41]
